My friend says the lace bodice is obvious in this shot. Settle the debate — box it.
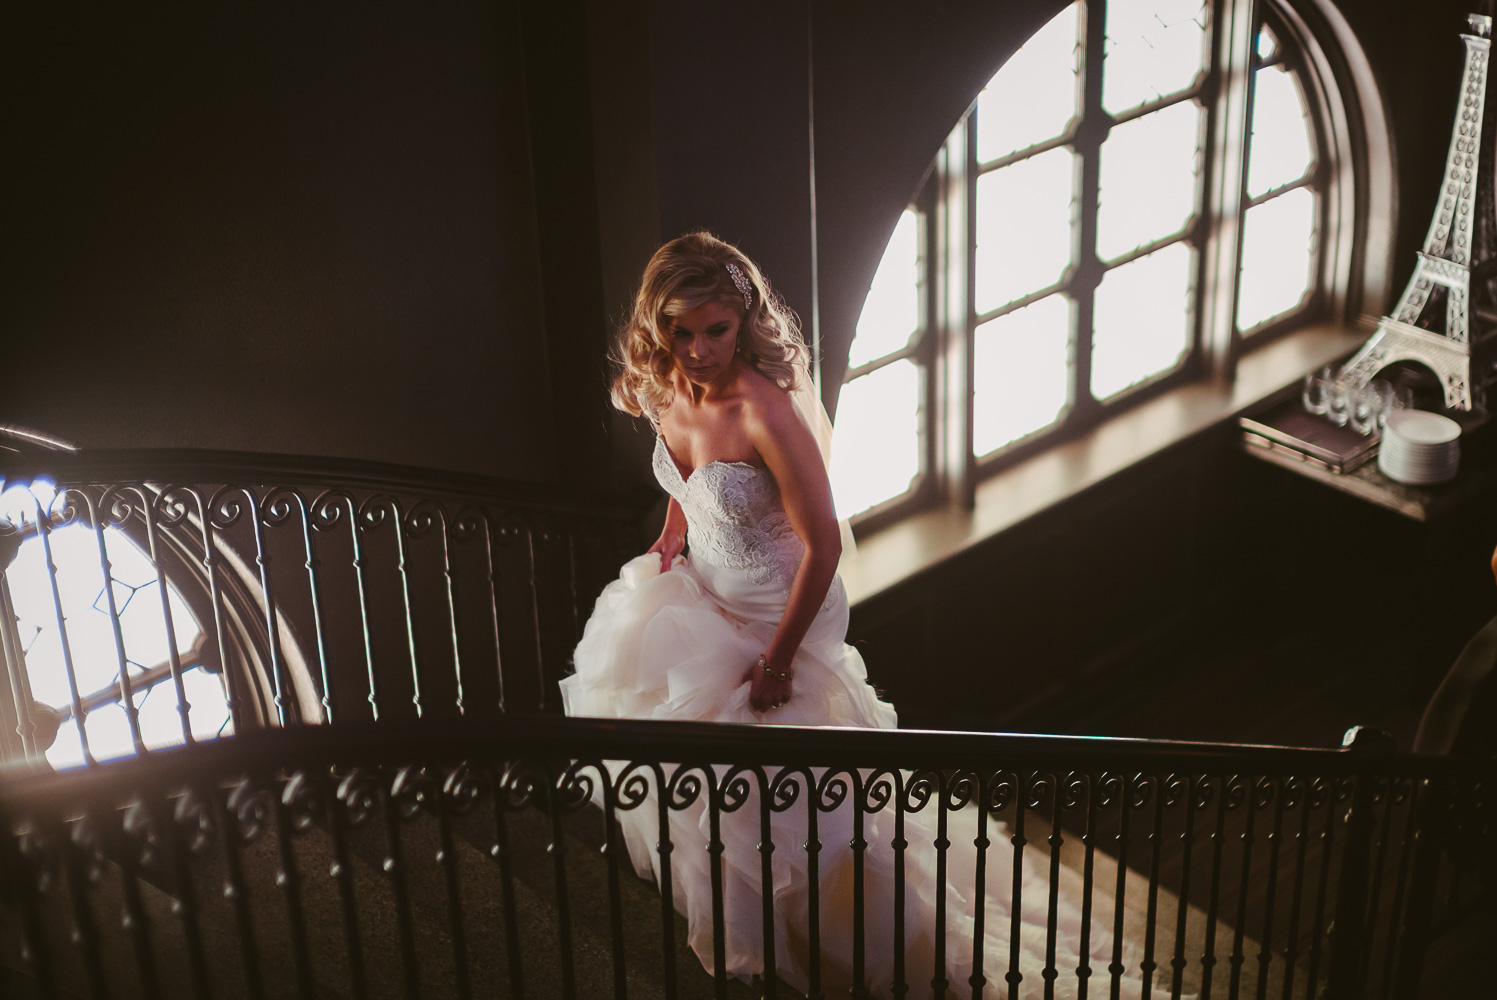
[653,436,804,590]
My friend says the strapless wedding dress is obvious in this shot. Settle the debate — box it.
[560,438,1148,999]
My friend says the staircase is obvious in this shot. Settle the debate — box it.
[0,447,1492,999]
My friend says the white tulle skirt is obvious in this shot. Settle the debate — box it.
[561,554,1148,1000]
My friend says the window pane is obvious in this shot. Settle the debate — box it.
[977,2,1083,162]
[1103,0,1211,115]
[1237,186,1317,331]
[976,146,1077,313]
[850,209,921,368]
[1256,24,1279,61]
[974,294,1072,455]
[1092,241,1194,399]
[1097,100,1203,261]
[1247,63,1315,198]
[832,360,922,518]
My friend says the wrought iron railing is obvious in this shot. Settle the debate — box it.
[0,718,1489,1000]
[0,448,648,768]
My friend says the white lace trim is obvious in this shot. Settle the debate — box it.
[653,438,805,589]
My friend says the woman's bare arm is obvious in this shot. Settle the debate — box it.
[648,496,688,572]
[742,384,842,711]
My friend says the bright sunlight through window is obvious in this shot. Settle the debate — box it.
[2,481,232,769]
[835,3,1332,525]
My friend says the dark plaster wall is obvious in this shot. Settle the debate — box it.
[5,3,554,480]
[4,1,1495,741]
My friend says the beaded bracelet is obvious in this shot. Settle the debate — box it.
[757,653,793,682]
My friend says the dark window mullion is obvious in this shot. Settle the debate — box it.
[1070,0,1109,424]
[842,339,924,383]
[1244,173,1319,210]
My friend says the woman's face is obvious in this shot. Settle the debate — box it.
[669,299,740,387]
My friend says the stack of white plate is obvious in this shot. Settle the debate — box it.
[1377,410,1461,484]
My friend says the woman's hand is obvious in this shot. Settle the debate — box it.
[647,526,685,573]
[648,497,688,572]
[745,652,793,713]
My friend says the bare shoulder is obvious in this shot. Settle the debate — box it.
[735,366,797,433]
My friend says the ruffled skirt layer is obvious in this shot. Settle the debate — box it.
[561,555,1147,1000]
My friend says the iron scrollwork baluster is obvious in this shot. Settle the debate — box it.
[453,507,504,713]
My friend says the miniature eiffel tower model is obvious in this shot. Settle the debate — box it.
[1340,12,1497,411]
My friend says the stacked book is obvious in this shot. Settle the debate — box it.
[1239,397,1379,474]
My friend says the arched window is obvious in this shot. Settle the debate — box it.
[833,0,1383,525]
[1,481,234,769]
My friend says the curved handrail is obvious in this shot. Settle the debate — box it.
[0,447,655,517]
[1,714,1487,809]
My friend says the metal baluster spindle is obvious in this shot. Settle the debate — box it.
[1077,774,1098,1000]
[379,771,423,1000]
[804,768,825,1000]
[63,813,109,998]
[1141,776,1165,1000]
[1005,781,1027,1000]
[407,501,464,716]
[1377,781,1420,1000]
[5,806,57,998]
[0,572,41,758]
[1280,778,1315,1000]
[598,763,629,1000]
[704,768,728,1000]
[386,499,423,719]
[851,770,868,995]
[116,801,160,998]
[655,763,678,1000]
[1227,777,1260,1000]
[1108,774,1132,1000]
[523,523,546,713]
[488,763,526,999]
[547,764,579,1000]
[755,767,778,999]
[1199,776,1231,999]
[33,494,93,765]
[1358,779,1398,992]
[886,770,905,1000]
[468,510,504,713]
[1044,776,1066,999]
[202,487,243,733]
[142,489,195,743]
[1303,780,1341,997]
[1251,778,1287,999]
[1170,777,1198,1000]
[289,492,334,724]
[341,494,381,720]
[164,790,213,998]
[271,774,317,1000]
[932,773,951,1000]
[215,780,265,1000]
[969,774,991,1000]
[435,767,474,1000]
[242,488,285,728]
[83,494,143,754]
[329,771,371,1000]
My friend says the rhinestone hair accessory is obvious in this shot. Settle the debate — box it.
[724,262,753,311]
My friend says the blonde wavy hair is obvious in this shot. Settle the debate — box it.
[611,232,809,419]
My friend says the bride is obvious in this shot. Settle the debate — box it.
[561,233,1148,999]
